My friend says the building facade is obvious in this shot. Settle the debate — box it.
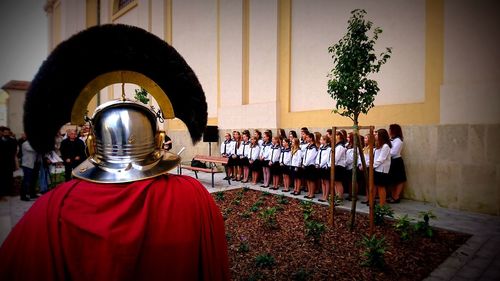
[42,0,500,215]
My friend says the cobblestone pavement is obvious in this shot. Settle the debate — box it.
[1,170,499,280]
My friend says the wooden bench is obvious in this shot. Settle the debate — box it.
[179,155,231,187]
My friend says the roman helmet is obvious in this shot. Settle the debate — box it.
[23,24,207,183]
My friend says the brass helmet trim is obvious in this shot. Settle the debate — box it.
[71,70,175,125]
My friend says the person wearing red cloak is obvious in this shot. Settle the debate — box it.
[0,24,230,281]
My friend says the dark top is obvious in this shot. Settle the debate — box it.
[60,138,86,167]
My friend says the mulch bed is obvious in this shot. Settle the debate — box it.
[213,188,470,281]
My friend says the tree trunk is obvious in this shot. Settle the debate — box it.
[349,118,359,229]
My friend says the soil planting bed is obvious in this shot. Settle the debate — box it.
[213,188,470,281]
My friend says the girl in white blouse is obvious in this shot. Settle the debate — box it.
[333,131,347,201]
[238,132,251,183]
[279,139,292,192]
[248,136,261,185]
[290,138,303,195]
[259,131,272,188]
[373,129,392,205]
[316,135,332,202]
[220,133,234,180]
[302,133,318,199]
[388,124,407,203]
[268,136,282,190]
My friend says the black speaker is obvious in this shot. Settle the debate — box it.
[203,125,219,142]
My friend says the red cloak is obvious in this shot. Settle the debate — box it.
[0,174,230,281]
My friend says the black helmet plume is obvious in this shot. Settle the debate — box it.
[24,24,207,153]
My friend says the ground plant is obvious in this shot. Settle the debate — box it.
[414,211,437,237]
[374,204,394,225]
[394,214,413,241]
[361,234,386,268]
[259,207,278,229]
[255,253,276,268]
[215,191,225,202]
[305,220,326,244]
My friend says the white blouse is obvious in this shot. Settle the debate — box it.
[315,145,331,169]
[290,149,303,167]
[302,144,318,167]
[373,143,391,173]
[390,137,403,159]
[334,143,347,167]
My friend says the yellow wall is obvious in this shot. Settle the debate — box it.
[277,0,442,129]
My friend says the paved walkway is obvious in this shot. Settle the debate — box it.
[1,170,499,280]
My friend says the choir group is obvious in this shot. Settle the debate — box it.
[220,125,407,206]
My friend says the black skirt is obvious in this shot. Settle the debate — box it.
[227,156,239,167]
[281,165,292,175]
[389,157,407,184]
[319,167,331,180]
[249,160,260,171]
[374,171,390,186]
[270,161,281,175]
[334,165,345,182]
[304,165,317,180]
[239,156,250,167]
[291,166,303,179]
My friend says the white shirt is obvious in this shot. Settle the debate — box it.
[302,144,318,167]
[315,145,331,169]
[299,140,308,153]
[220,140,234,156]
[268,144,281,162]
[390,137,403,159]
[230,140,240,156]
[334,143,347,167]
[238,141,250,157]
[345,147,354,171]
[247,145,260,161]
[279,149,292,166]
[259,141,272,160]
[290,149,303,167]
[373,143,391,173]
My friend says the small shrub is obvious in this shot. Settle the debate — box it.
[305,220,326,244]
[238,242,250,253]
[254,200,264,207]
[394,214,413,241]
[243,186,251,192]
[255,253,276,268]
[232,199,241,206]
[249,205,260,213]
[259,207,278,229]
[276,194,289,205]
[240,211,251,219]
[215,191,225,202]
[262,191,271,197]
[301,200,314,221]
[361,234,386,268]
[292,268,311,281]
[374,204,394,225]
[414,210,437,237]
[225,232,232,242]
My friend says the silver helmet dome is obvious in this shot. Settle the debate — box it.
[73,99,179,183]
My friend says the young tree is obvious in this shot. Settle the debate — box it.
[327,9,392,228]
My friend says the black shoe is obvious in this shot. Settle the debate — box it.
[20,197,30,201]
[30,195,40,199]
[223,176,230,180]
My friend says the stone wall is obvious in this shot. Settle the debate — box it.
[168,124,500,216]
